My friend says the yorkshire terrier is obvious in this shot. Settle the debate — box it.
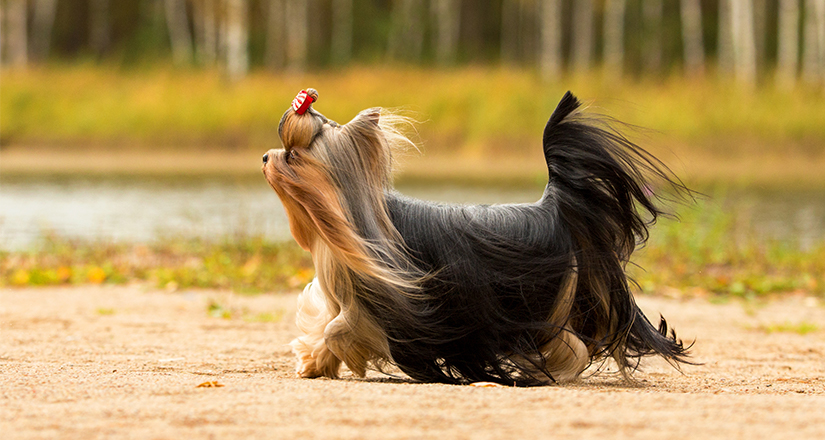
[262,88,690,386]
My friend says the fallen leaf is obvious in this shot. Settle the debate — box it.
[196,381,224,388]
[470,382,503,388]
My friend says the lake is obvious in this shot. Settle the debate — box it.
[1,175,824,251]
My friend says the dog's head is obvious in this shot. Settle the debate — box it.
[262,89,412,277]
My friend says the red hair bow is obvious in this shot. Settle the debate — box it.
[291,90,315,115]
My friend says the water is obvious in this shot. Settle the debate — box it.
[0,175,546,250]
[1,175,824,251]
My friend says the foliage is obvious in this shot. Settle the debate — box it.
[3,66,825,152]
[631,195,825,298]
[1,196,823,297]
[0,234,314,293]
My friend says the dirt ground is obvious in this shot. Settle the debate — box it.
[1,286,823,440]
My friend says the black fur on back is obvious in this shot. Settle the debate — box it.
[366,91,690,386]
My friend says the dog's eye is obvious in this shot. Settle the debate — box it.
[286,150,297,163]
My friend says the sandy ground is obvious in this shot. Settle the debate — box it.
[1,286,823,440]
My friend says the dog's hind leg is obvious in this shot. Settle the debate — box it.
[289,280,343,378]
[323,309,389,378]
[511,257,589,384]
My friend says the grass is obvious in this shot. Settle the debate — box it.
[630,194,825,298]
[3,65,825,153]
[1,196,823,298]
[753,322,820,335]
[1,65,823,297]
[0,234,314,294]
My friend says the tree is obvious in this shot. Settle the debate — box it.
[803,0,825,85]
[164,0,192,65]
[286,0,308,71]
[193,0,219,66]
[265,0,285,69]
[5,0,28,67]
[718,0,734,75]
[777,0,801,88]
[539,0,563,80]
[226,0,248,79]
[31,0,59,62]
[604,0,627,77]
[680,0,705,76]
[731,0,757,86]
[90,0,110,57]
[433,0,460,65]
[572,0,594,71]
[331,0,353,65]
[501,0,518,64]
[643,0,663,74]
[389,0,425,62]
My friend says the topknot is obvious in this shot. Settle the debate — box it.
[280,88,324,150]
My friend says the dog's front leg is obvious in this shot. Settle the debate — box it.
[289,280,343,378]
[322,314,373,378]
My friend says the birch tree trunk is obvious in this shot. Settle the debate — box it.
[0,2,3,65]
[643,0,662,74]
[331,0,353,64]
[539,0,563,80]
[6,0,28,67]
[777,0,800,88]
[500,0,518,63]
[754,0,767,68]
[193,0,218,65]
[572,0,594,71]
[164,0,193,65]
[804,0,825,85]
[31,0,58,62]
[266,0,286,69]
[718,0,734,75]
[819,0,825,85]
[731,0,757,86]
[389,0,424,62]
[604,0,627,77]
[225,0,248,80]
[285,0,308,71]
[433,0,460,65]
[90,0,111,57]
[680,0,705,76]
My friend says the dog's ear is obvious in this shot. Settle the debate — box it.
[347,108,381,129]
[360,108,380,126]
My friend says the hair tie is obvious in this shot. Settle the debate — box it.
[292,88,318,115]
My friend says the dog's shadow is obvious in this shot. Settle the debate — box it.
[347,370,653,390]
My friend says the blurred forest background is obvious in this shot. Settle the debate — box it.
[2,1,825,295]
[2,0,825,180]
[2,0,825,83]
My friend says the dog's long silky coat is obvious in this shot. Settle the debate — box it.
[263,90,690,386]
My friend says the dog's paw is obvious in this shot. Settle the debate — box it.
[290,337,341,379]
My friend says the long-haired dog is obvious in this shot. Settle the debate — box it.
[262,88,690,386]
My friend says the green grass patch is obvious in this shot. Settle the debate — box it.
[631,195,825,298]
[0,234,314,293]
[753,322,820,335]
[1,194,822,297]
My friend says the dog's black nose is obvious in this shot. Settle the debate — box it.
[262,153,269,165]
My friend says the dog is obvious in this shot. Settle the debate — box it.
[262,88,690,386]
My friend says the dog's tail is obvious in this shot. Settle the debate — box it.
[541,91,691,373]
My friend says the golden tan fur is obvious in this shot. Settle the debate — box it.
[264,107,419,378]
